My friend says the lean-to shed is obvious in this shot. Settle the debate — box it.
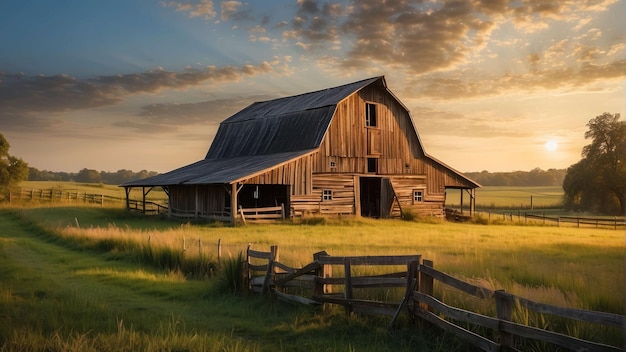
[122,76,479,223]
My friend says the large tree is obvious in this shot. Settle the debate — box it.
[563,113,625,214]
[0,134,29,200]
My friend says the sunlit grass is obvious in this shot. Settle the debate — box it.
[13,206,623,314]
[2,206,624,350]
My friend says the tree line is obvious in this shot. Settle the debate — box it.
[464,168,566,187]
[1,112,624,214]
[28,168,159,185]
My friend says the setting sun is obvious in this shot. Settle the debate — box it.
[545,140,558,152]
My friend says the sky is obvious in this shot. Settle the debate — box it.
[1,0,624,174]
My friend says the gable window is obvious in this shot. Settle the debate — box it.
[413,190,423,203]
[322,189,333,201]
[366,103,377,127]
[367,158,378,173]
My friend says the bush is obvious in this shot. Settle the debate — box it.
[400,209,416,221]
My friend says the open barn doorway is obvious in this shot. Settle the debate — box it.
[238,184,291,216]
[359,177,395,218]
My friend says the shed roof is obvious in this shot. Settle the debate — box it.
[123,150,314,187]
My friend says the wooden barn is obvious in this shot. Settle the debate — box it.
[122,76,479,223]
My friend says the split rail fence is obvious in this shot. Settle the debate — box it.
[246,245,624,352]
[7,187,120,207]
[479,210,625,229]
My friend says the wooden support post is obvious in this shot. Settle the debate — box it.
[460,190,464,215]
[195,185,199,219]
[231,183,238,225]
[142,187,146,214]
[418,259,434,312]
[354,175,361,217]
[495,289,514,348]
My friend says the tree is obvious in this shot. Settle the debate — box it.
[75,168,102,183]
[0,134,29,199]
[563,113,625,214]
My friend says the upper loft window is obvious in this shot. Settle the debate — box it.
[366,103,377,127]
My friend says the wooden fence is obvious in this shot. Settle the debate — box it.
[480,210,625,229]
[7,187,118,207]
[246,245,624,352]
[239,204,285,224]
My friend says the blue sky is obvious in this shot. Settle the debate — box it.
[1,0,624,173]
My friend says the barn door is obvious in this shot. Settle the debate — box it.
[379,178,395,218]
[360,177,380,218]
[367,129,381,155]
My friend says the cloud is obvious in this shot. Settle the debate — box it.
[163,0,216,20]
[117,95,275,133]
[408,59,626,100]
[0,61,283,132]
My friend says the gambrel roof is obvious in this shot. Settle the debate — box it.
[123,76,479,188]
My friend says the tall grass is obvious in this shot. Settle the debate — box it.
[3,206,623,350]
[13,207,623,315]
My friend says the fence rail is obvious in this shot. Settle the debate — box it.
[7,187,124,207]
[478,210,625,229]
[246,245,625,352]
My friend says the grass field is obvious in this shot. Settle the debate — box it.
[1,201,623,351]
[446,186,564,209]
[15,181,564,210]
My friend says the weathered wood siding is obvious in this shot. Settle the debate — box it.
[291,174,355,216]
[388,176,445,218]
[169,184,226,215]
[315,84,425,175]
[310,83,472,217]
[242,154,313,196]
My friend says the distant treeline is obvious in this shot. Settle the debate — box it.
[28,166,566,187]
[464,168,566,187]
[28,167,159,185]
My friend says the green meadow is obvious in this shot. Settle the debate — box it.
[1,198,624,351]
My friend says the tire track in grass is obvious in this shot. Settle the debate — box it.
[0,211,234,334]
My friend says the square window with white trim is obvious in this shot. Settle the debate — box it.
[322,189,333,201]
[413,190,423,203]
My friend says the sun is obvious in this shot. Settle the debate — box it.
[545,140,558,152]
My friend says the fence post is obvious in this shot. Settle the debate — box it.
[418,259,434,312]
[262,245,278,294]
[495,289,514,349]
[313,251,330,296]
[344,257,353,315]
[217,239,222,261]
